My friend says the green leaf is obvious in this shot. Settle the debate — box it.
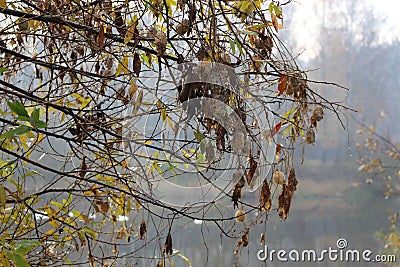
[1,125,32,138]
[34,120,47,129]
[0,68,8,74]
[193,130,205,142]
[21,170,40,179]
[229,39,236,54]
[268,2,282,17]
[8,251,29,267]
[167,162,176,175]
[15,116,30,122]
[236,39,243,55]
[14,240,41,255]
[7,101,29,117]
[30,108,40,122]
[242,30,258,36]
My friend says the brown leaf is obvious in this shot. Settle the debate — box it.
[278,167,298,220]
[154,31,167,57]
[271,13,279,32]
[176,19,190,35]
[232,187,241,209]
[116,225,127,239]
[238,228,249,248]
[278,75,287,95]
[275,144,282,159]
[259,179,272,211]
[288,167,298,191]
[246,157,258,186]
[164,233,173,255]
[99,201,109,213]
[128,78,138,99]
[139,220,147,240]
[79,157,87,178]
[270,122,282,138]
[205,142,215,164]
[234,176,245,189]
[260,233,265,244]
[98,24,105,50]
[114,11,126,35]
[133,53,141,77]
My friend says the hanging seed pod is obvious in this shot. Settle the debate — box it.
[176,19,190,35]
[305,128,315,144]
[312,106,324,121]
[235,209,246,222]
[273,170,286,185]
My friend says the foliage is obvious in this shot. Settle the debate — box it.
[356,116,400,259]
[0,0,344,266]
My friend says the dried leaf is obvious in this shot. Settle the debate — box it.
[259,179,271,211]
[133,53,141,77]
[251,56,262,72]
[176,19,190,35]
[114,11,126,35]
[260,233,265,244]
[271,13,279,32]
[246,157,258,186]
[99,201,109,213]
[124,23,136,44]
[288,167,298,191]
[275,144,282,159]
[270,122,282,138]
[164,233,173,255]
[154,31,167,57]
[0,0,6,8]
[278,167,298,220]
[232,187,241,209]
[132,90,143,116]
[139,220,147,240]
[278,75,287,95]
[129,78,138,99]
[79,157,87,178]
[98,24,105,50]
[116,225,127,239]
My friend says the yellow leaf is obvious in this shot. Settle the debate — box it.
[0,185,6,209]
[135,198,141,210]
[0,248,11,267]
[132,90,143,116]
[166,260,176,267]
[45,228,57,237]
[177,252,192,266]
[129,78,138,98]
[124,23,136,44]
[0,0,6,8]
[116,56,129,76]
[71,93,91,109]
[156,100,167,121]
[121,159,127,169]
